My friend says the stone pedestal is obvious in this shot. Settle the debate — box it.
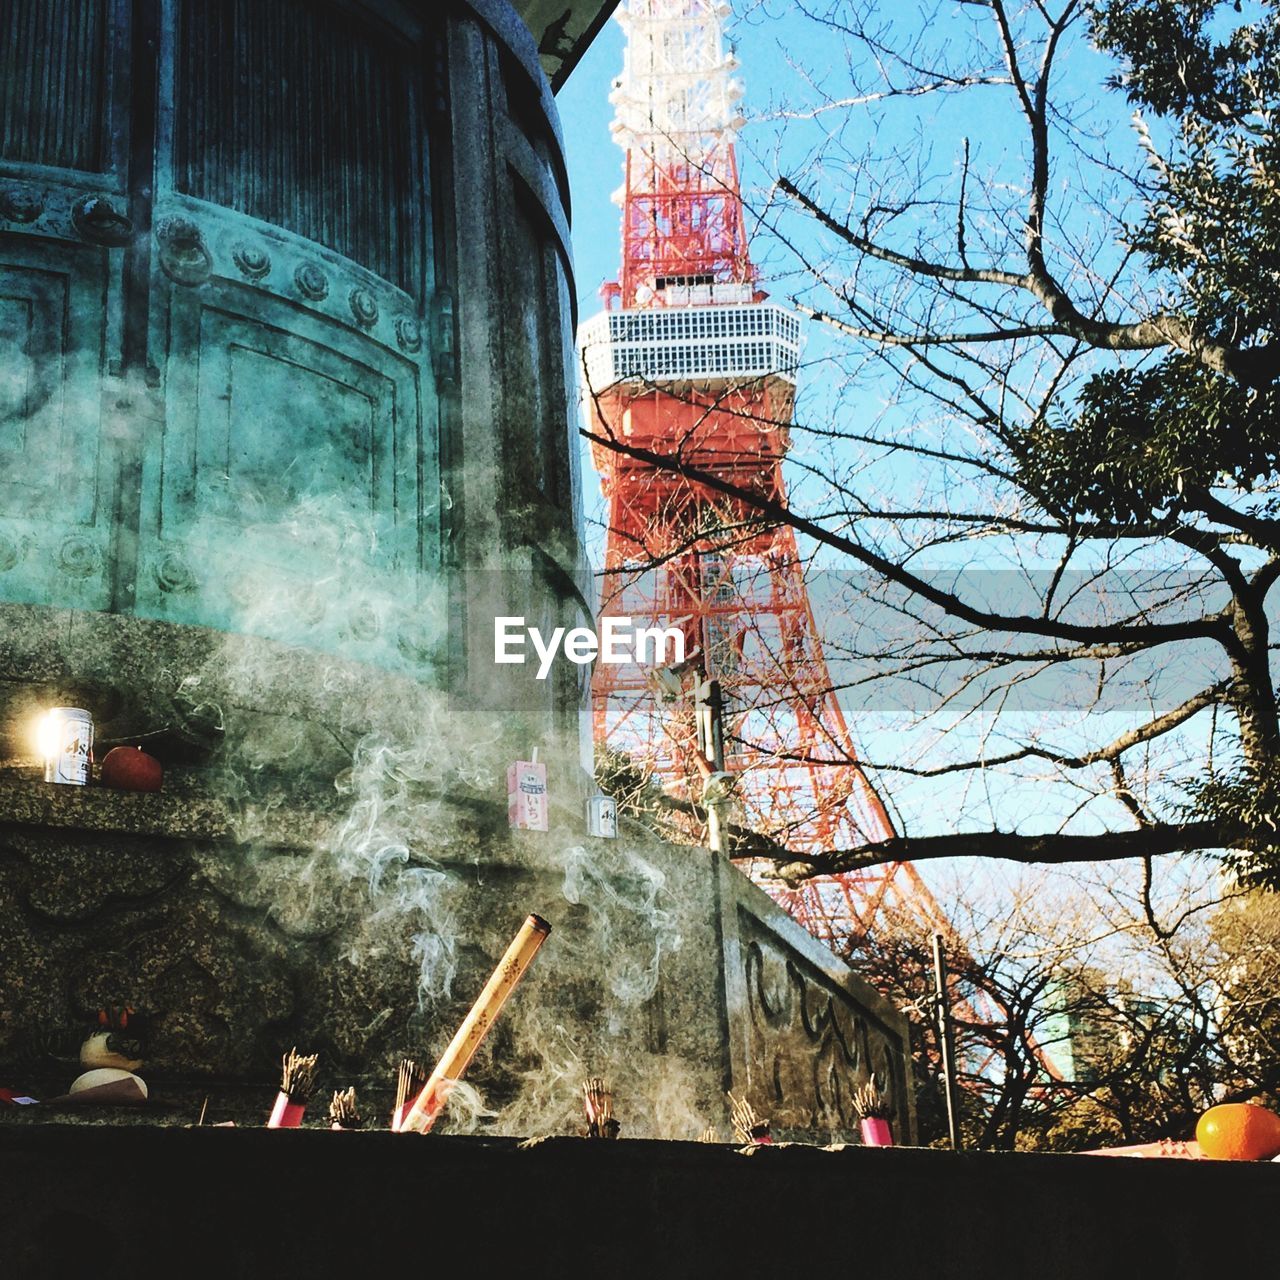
[0,603,911,1141]
[0,779,912,1143]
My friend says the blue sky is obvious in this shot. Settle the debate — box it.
[557,4,1125,316]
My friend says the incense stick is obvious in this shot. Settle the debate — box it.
[853,1081,891,1120]
[391,1058,427,1132]
[329,1087,362,1130]
[727,1091,772,1145]
[583,1077,621,1139]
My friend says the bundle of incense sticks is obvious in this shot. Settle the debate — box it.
[391,1059,427,1132]
[583,1077,620,1139]
[852,1081,891,1121]
[399,913,552,1135]
[329,1087,362,1130]
[727,1091,772,1145]
[267,1048,319,1128]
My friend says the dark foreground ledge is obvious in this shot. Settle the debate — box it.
[1,1125,1273,1278]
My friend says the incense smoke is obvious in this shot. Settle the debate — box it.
[559,844,681,1015]
[173,480,704,1135]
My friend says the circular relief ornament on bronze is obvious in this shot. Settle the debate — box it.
[232,241,272,281]
[292,587,328,628]
[395,316,423,354]
[157,217,213,286]
[295,263,330,301]
[154,551,197,595]
[349,287,379,328]
[349,604,383,642]
[0,187,44,224]
[0,536,22,573]
[71,195,134,247]
[57,537,101,579]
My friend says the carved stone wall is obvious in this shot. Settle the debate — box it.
[719,859,916,1144]
[0,747,913,1142]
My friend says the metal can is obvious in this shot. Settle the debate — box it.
[586,794,617,839]
[41,707,94,786]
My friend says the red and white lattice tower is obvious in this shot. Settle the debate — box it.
[579,0,949,947]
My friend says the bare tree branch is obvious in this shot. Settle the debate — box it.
[765,820,1258,878]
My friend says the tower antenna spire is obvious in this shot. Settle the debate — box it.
[605,0,752,309]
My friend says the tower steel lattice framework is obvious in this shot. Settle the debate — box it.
[580,0,949,947]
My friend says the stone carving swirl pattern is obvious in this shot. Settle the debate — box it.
[738,911,907,1142]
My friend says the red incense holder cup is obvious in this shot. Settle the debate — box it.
[267,1093,305,1129]
[399,1086,448,1135]
[860,1117,893,1147]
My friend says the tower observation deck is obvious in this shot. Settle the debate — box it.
[580,0,946,946]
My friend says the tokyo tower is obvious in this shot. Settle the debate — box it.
[579,0,947,946]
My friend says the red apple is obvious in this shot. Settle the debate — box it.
[100,745,163,792]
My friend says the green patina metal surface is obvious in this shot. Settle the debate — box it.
[0,0,447,669]
[0,2,918,1142]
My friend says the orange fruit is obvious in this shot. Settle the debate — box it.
[1195,1102,1280,1161]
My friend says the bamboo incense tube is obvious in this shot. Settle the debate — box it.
[399,913,551,1135]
